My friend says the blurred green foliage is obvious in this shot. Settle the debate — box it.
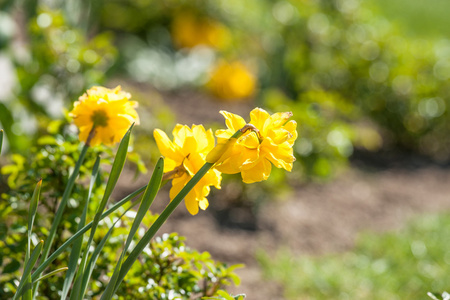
[0,2,116,153]
[258,213,450,299]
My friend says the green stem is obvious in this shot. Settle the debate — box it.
[111,162,214,295]
[32,142,90,296]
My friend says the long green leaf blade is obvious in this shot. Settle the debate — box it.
[112,162,214,294]
[0,129,3,155]
[124,157,163,252]
[14,240,44,299]
[73,207,131,300]
[100,157,164,298]
[99,243,125,300]
[33,267,68,283]
[28,179,42,257]
[61,156,101,300]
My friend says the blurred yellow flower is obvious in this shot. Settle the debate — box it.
[70,86,139,146]
[171,13,230,49]
[213,108,297,183]
[154,125,222,215]
[207,60,257,100]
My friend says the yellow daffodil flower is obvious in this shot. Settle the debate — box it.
[70,86,139,146]
[154,125,222,215]
[207,60,257,100]
[213,108,297,183]
[171,13,230,49]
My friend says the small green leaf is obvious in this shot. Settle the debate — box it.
[3,259,20,273]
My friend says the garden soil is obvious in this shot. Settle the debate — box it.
[114,86,450,300]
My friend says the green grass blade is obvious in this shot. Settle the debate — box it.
[0,129,3,155]
[83,124,133,252]
[30,184,146,283]
[34,142,90,296]
[98,124,134,215]
[99,243,125,300]
[33,267,68,283]
[111,162,214,295]
[14,240,44,299]
[73,207,131,300]
[28,179,42,259]
[124,157,163,252]
[24,179,42,300]
[61,156,101,300]
[99,157,164,298]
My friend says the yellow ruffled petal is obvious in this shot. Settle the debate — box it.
[220,110,246,132]
[261,139,295,171]
[185,189,200,215]
[249,108,270,134]
[239,131,260,149]
[241,158,272,183]
[153,129,184,162]
[283,120,298,146]
[169,175,189,201]
[198,198,209,210]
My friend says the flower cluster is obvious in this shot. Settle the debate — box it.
[154,108,297,214]
[70,87,296,215]
[70,86,139,146]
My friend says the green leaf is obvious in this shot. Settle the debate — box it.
[99,243,125,300]
[14,240,44,300]
[0,129,3,155]
[111,162,214,295]
[61,156,101,300]
[100,157,164,299]
[73,207,131,300]
[28,179,42,255]
[124,157,163,252]
[33,267,68,283]
[3,259,20,273]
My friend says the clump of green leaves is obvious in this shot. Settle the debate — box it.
[116,233,243,299]
[258,213,450,300]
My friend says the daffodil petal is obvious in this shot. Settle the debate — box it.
[241,158,272,183]
[239,131,260,149]
[220,110,246,132]
[154,129,184,162]
[250,107,270,133]
[262,139,295,171]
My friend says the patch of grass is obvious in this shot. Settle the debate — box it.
[369,0,450,37]
[257,213,450,300]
